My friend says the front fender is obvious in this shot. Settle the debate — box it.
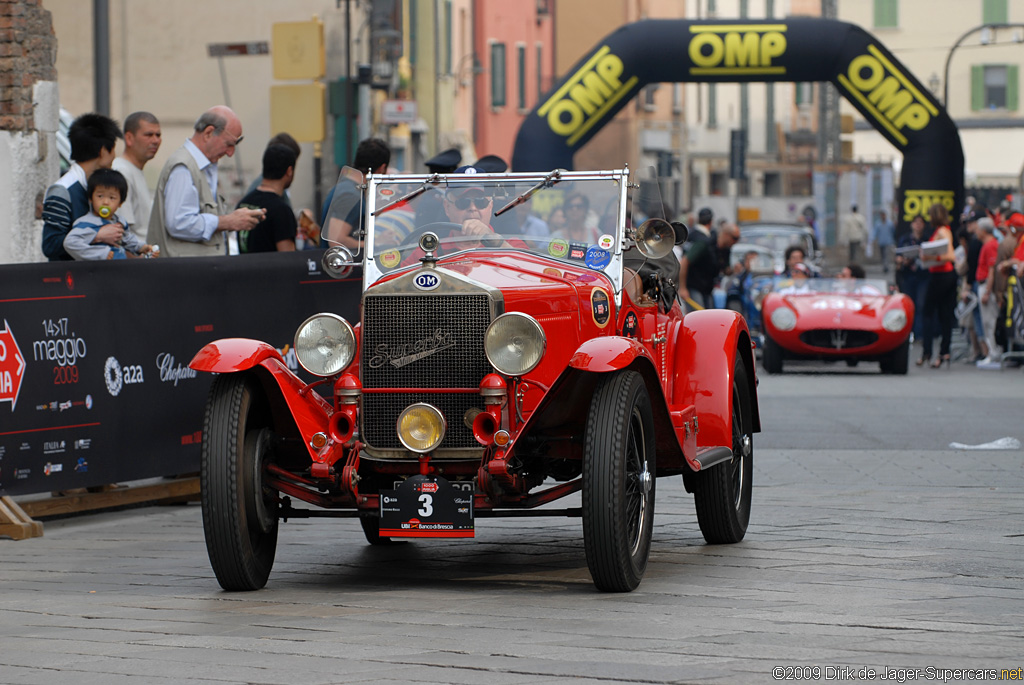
[190,338,284,373]
[191,339,332,463]
[569,336,656,372]
[673,309,761,449]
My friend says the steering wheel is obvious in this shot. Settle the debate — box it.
[400,222,462,246]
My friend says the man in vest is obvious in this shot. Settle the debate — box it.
[148,106,264,257]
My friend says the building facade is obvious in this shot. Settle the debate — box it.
[838,0,1024,208]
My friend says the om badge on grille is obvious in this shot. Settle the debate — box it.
[414,272,440,290]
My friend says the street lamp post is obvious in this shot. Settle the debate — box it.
[942,23,1024,106]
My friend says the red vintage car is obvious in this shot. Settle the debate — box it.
[760,277,914,374]
[190,168,760,592]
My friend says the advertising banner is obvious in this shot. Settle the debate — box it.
[0,251,360,497]
[512,18,964,235]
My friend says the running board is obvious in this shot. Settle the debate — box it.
[693,446,733,471]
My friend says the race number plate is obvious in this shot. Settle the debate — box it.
[379,475,474,538]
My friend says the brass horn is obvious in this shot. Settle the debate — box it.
[633,218,676,259]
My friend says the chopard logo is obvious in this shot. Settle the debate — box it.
[368,330,455,369]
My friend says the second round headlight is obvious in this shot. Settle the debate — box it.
[882,309,907,332]
[294,313,356,377]
[484,312,546,376]
[770,307,797,332]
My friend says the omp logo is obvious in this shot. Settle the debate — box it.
[688,24,787,76]
[902,189,955,222]
[539,46,638,146]
[837,45,937,147]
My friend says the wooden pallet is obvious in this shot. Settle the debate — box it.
[0,496,44,540]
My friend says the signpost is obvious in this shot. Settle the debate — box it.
[381,100,418,125]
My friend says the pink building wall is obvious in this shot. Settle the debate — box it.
[474,1,554,166]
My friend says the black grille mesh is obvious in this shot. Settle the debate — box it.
[799,329,879,349]
[361,293,492,449]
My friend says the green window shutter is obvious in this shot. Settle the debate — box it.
[874,0,898,28]
[983,0,1008,25]
[971,65,985,110]
[1007,65,1019,111]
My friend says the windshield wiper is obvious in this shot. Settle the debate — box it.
[494,169,562,217]
[372,174,441,216]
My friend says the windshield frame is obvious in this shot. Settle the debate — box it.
[358,169,631,299]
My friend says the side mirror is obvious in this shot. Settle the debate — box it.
[633,218,676,259]
[323,245,357,279]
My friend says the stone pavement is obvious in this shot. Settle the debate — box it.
[1,368,1022,684]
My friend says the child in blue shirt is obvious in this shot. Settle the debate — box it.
[64,168,158,260]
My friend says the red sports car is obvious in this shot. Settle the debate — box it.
[760,278,914,374]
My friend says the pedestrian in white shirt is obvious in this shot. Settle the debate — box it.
[112,111,162,241]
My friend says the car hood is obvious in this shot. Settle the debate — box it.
[433,252,604,315]
[779,292,887,321]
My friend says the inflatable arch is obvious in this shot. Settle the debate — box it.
[511,18,964,235]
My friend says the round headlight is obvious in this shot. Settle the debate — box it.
[294,313,356,377]
[882,309,907,332]
[770,307,797,332]
[484,312,546,376]
[397,403,446,453]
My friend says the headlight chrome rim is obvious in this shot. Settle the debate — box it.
[484,312,547,376]
[882,309,907,332]
[293,313,356,377]
[396,403,447,453]
[770,307,797,332]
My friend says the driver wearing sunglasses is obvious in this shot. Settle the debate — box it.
[443,185,495,240]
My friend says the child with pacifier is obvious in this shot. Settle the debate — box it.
[63,168,159,260]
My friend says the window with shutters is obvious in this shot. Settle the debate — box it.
[972,64,1018,111]
[491,42,506,108]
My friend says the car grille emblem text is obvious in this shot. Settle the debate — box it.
[369,330,455,369]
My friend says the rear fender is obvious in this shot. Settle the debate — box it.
[192,339,332,463]
[673,310,761,450]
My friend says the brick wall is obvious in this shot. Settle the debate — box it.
[0,0,57,132]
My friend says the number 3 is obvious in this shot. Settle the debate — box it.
[418,494,433,517]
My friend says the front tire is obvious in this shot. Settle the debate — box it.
[693,358,753,544]
[762,334,783,374]
[583,370,656,592]
[881,338,910,375]
[201,374,279,591]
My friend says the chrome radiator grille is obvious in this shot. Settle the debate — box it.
[361,293,492,449]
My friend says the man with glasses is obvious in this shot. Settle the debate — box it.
[148,105,265,257]
[439,165,505,245]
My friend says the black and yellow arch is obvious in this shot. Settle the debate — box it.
[511,18,963,234]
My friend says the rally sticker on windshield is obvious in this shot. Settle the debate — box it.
[598,234,614,250]
[585,246,611,270]
[591,287,611,327]
[548,239,569,258]
[379,249,401,269]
